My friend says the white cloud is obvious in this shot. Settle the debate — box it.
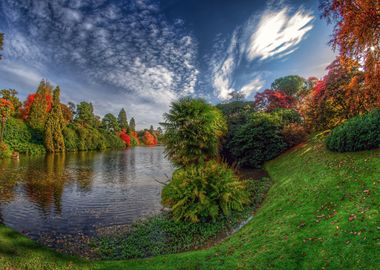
[246,8,314,61]
[239,78,264,96]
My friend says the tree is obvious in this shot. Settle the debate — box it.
[228,91,246,102]
[102,113,120,132]
[44,87,65,152]
[271,75,306,96]
[143,130,157,145]
[0,89,22,113]
[129,117,136,132]
[118,108,129,131]
[254,89,296,112]
[161,97,227,166]
[0,99,14,143]
[320,0,380,109]
[27,80,53,131]
[75,102,95,126]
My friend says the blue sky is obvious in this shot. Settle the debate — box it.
[0,0,335,129]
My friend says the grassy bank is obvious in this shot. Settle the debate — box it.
[1,137,379,269]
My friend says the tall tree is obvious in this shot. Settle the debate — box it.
[102,113,120,132]
[271,75,307,97]
[254,89,296,112]
[75,102,95,126]
[28,80,53,131]
[321,0,380,109]
[118,108,129,131]
[129,117,136,132]
[44,87,65,152]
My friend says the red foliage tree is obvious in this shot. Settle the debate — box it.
[119,129,131,146]
[143,130,157,146]
[20,93,52,120]
[254,89,296,112]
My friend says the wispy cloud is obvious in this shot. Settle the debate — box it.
[246,8,314,61]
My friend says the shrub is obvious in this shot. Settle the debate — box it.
[161,97,227,166]
[161,160,249,223]
[63,126,79,151]
[227,113,286,168]
[326,109,380,152]
[272,108,302,126]
[0,142,11,159]
[281,123,308,148]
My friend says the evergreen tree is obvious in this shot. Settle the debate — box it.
[118,108,129,131]
[75,102,95,126]
[44,86,65,152]
[150,125,154,133]
[129,117,136,132]
[28,79,53,131]
[102,113,120,132]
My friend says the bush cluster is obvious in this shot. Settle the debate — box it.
[326,109,380,152]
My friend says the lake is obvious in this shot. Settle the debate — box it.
[0,146,174,248]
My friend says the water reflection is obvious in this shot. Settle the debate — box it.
[0,146,173,240]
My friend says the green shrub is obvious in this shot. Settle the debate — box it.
[0,142,12,159]
[3,117,46,155]
[101,130,125,149]
[272,108,302,126]
[228,113,286,168]
[63,126,79,151]
[161,97,227,166]
[326,109,380,152]
[161,160,249,223]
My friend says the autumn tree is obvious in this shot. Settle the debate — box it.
[143,130,157,145]
[27,80,53,131]
[0,89,22,113]
[102,113,120,132]
[129,117,136,132]
[118,108,129,131]
[44,87,65,152]
[254,89,296,112]
[271,75,307,96]
[321,0,380,109]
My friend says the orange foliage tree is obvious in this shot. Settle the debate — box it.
[143,130,157,145]
[20,93,52,120]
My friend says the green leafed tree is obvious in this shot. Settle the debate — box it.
[129,117,136,132]
[44,86,65,153]
[75,102,95,126]
[271,75,307,97]
[0,89,22,113]
[28,79,53,131]
[118,108,129,131]
[102,113,120,132]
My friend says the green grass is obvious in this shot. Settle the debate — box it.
[1,137,379,269]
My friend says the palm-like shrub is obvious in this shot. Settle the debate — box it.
[161,160,249,222]
[161,97,227,166]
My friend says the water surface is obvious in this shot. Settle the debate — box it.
[0,146,173,244]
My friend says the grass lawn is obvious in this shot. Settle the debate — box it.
[1,137,379,269]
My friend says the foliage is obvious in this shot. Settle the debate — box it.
[129,117,136,132]
[0,89,22,113]
[254,89,296,112]
[326,109,380,152]
[75,101,96,127]
[3,117,46,155]
[162,160,249,223]
[60,103,73,125]
[0,98,14,143]
[63,126,79,152]
[271,75,307,96]
[161,97,227,166]
[228,112,286,168]
[44,87,66,152]
[320,0,380,109]
[271,108,302,126]
[26,80,53,131]
[143,130,157,145]
[118,108,129,132]
[102,113,120,132]
[0,142,12,159]
[119,129,131,146]
[281,123,308,148]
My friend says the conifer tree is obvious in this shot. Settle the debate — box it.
[129,117,136,132]
[44,86,65,152]
[118,108,129,131]
[28,79,53,131]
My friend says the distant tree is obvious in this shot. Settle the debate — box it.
[60,103,73,125]
[228,91,246,102]
[75,102,95,126]
[143,130,157,145]
[149,125,154,132]
[44,87,65,152]
[271,75,307,96]
[118,108,129,131]
[27,80,53,131]
[129,117,136,132]
[321,0,380,108]
[102,113,120,132]
[0,89,22,113]
[254,89,296,112]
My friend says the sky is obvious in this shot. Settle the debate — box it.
[0,0,335,129]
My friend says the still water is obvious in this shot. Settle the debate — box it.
[0,146,174,242]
